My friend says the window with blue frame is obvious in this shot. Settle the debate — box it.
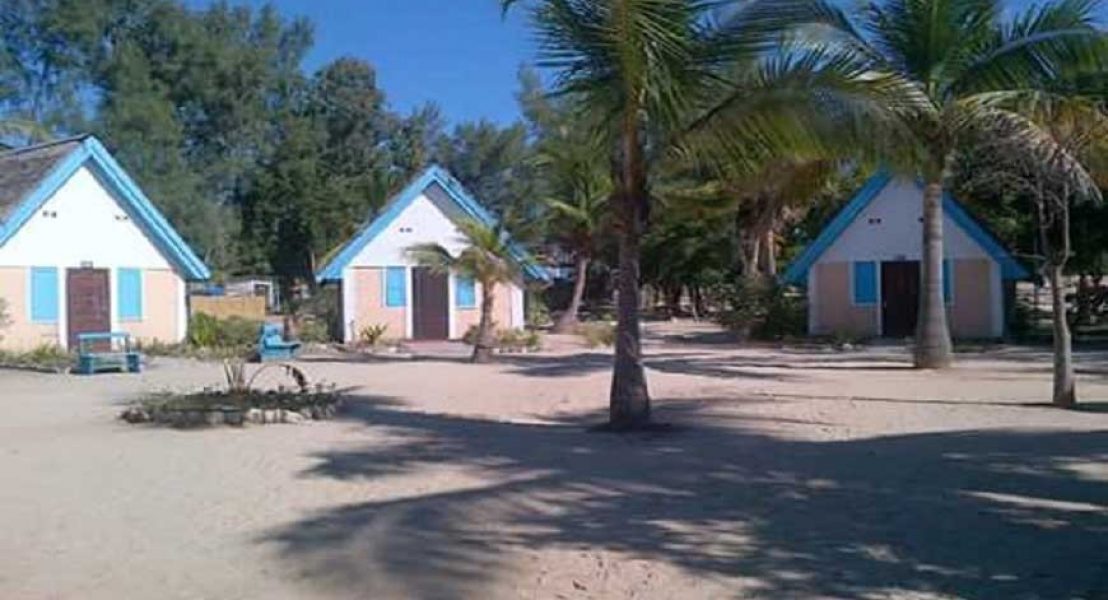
[852,261,878,305]
[30,267,59,323]
[455,276,476,308]
[117,268,143,320]
[384,267,407,307]
[943,260,953,304]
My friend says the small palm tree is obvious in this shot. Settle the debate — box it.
[766,0,1108,367]
[534,129,611,333]
[407,219,522,363]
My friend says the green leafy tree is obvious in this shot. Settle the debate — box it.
[772,0,1108,368]
[407,219,523,363]
[434,119,534,219]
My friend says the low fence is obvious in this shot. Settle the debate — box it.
[190,295,267,321]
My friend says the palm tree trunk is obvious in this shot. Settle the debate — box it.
[554,256,589,333]
[1047,264,1076,407]
[473,282,496,363]
[608,120,650,429]
[914,181,954,368]
[762,228,777,277]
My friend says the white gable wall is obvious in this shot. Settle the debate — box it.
[820,179,990,263]
[347,193,470,267]
[0,164,186,349]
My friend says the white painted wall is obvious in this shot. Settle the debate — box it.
[343,191,527,333]
[0,166,172,269]
[348,193,470,267]
[0,165,187,348]
[820,179,990,263]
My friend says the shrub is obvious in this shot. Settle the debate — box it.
[526,291,552,329]
[0,344,72,372]
[461,324,542,352]
[358,323,389,347]
[576,321,616,348]
[716,279,806,341]
[188,313,262,349]
[0,298,10,343]
[296,317,331,343]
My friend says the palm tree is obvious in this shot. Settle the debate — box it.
[505,0,913,428]
[534,128,611,333]
[766,0,1107,368]
[407,219,522,363]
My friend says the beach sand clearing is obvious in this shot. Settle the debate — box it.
[1,321,1106,599]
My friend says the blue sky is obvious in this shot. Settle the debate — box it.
[188,1,1106,127]
[191,0,536,127]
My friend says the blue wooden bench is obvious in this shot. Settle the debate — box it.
[255,323,301,362]
[77,332,142,375]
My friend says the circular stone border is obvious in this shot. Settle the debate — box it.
[120,397,343,428]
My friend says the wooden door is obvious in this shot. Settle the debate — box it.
[881,261,920,338]
[66,268,111,349]
[412,267,449,340]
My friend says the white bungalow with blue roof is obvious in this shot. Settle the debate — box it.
[783,172,1029,339]
[0,135,210,350]
[317,165,549,342]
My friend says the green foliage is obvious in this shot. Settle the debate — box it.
[461,325,542,353]
[188,313,262,349]
[716,279,807,341]
[576,321,616,348]
[358,324,389,347]
[0,344,72,372]
[0,297,10,342]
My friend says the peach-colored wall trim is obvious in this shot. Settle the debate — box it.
[0,267,60,350]
[119,269,182,344]
[812,261,878,337]
[455,282,517,337]
[351,268,407,340]
[950,259,993,338]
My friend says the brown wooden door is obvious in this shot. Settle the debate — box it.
[412,267,449,340]
[67,268,111,349]
[881,261,920,338]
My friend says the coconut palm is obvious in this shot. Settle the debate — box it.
[534,128,611,333]
[407,219,522,363]
[762,0,1108,368]
[504,0,915,428]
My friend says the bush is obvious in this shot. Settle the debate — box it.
[358,323,389,347]
[0,298,11,343]
[296,317,331,343]
[461,324,542,352]
[716,279,807,341]
[188,313,262,349]
[576,321,616,348]
[0,344,72,372]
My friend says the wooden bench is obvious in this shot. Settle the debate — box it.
[255,323,301,362]
[76,332,143,375]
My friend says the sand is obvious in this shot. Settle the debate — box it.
[1,320,1106,599]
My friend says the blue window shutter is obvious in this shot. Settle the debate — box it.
[455,276,476,308]
[385,267,407,307]
[118,268,143,320]
[30,267,59,323]
[852,261,877,305]
[943,260,952,304]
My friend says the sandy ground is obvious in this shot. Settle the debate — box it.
[1,320,1106,600]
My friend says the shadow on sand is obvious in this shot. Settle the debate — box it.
[262,396,1108,598]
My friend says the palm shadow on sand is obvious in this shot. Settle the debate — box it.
[261,395,1108,599]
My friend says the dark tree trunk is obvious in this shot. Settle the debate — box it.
[554,256,589,333]
[1048,264,1076,407]
[914,181,954,368]
[608,117,650,429]
[472,281,496,363]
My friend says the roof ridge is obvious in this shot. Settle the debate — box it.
[0,134,90,159]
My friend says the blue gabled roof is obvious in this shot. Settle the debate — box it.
[317,164,551,283]
[0,136,211,280]
[782,171,1029,285]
